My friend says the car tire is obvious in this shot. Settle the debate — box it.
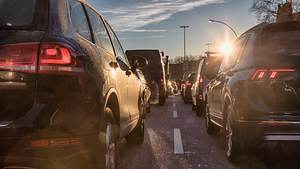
[126,100,145,144]
[192,104,196,111]
[159,96,166,105]
[205,106,219,135]
[225,104,241,162]
[97,107,120,169]
[196,102,204,117]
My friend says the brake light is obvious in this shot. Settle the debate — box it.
[38,42,84,74]
[186,81,192,86]
[0,42,84,74]
[251,69,295,80]
[0,42,39,73]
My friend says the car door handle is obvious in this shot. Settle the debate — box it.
[109,61,118,69]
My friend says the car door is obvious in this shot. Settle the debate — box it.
[105,22,141,125]
[211,36,249,126]
[85,6,131,127]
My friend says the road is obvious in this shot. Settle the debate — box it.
[120,95,300,169]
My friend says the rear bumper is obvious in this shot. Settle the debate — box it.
[237,119,300,144]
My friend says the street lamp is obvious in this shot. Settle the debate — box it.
[208,19,238,38]
[180,25,189,62]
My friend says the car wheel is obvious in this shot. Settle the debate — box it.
[196,102,204,117]
[126,100,145,144]
[225,105,241,162]
[205,106,219,135]
[159,96,166,105]
[97,107,119,169]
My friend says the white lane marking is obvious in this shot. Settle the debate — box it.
[174,128,184,154]
[173,110,178,118]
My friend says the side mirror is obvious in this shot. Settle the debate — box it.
[132,55,148,70]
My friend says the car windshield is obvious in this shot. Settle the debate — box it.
[1,0,300,169]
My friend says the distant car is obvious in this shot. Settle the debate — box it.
[171,81,179,94]
[126,50,167,105]
[182,72,196,104]
[181,72,192,96]
[167,80,174,96]
[206,21,300,162]
[191,56,222,116]
[0,0,145,168]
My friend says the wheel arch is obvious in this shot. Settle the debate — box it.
[104,88,120,126]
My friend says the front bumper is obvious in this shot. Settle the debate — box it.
[237,119,300,144]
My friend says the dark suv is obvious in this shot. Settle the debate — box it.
[206,21,300,161]
[0,0,145,168]
[191,56,222,116]
[126,50,167,105]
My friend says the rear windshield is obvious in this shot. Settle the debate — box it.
[0,0,48,30]
[126,50,163,74]
[258,31,300,68]
[202,57,222,78]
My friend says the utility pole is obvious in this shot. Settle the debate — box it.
[180,25,189,71]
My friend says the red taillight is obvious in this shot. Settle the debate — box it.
[0,42,84,74]
[251,69,295,80]
[0,42,39,72]
[186,81,192,86]
[40,43,72,65]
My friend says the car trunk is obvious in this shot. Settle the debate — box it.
[0,0,48,123]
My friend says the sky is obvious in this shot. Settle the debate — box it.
[88,0,258,58]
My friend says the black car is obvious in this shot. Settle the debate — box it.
[126,50,167,105]
[0,0,146,168]
[206,21,300,161]
[182,72,196,104]
[191,55,222,116]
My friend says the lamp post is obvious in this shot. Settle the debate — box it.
[180,25,189,71]
[208,19,238,38]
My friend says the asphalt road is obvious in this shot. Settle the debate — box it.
[120,95,300,169]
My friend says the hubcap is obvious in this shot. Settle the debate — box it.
[105,123,116,169]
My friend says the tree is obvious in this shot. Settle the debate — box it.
[250,0,300,23]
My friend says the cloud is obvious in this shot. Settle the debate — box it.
[97,0,224,32]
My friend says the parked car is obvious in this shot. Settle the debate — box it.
[206,21,300,162]
[0,0,146,168]
[182,72,196,104]
[126,50,167,105]
[191,56,222,116]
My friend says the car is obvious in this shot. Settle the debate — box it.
[180,71,192,97]
[205,21,300,162]
[182,72,196,104]
[171,81,179,94]
[126,50,167,105]
[0,0,146,168]
[191,55,222,116]
[167,80,174,96]
[128,56,152,114]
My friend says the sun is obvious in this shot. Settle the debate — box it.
[220,43,233,56]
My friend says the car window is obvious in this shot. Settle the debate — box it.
[105,21,130,67]
[85,7,114,55]
[0,0,48,30]
[219,36,248,72]
[69,0,92,41]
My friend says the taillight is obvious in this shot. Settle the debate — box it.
[30,137,81,148]
[39,42,83,74]
[0,42,84,74]
[0,42,39,73]
[251,69,295,81]
[186,81,192,86]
